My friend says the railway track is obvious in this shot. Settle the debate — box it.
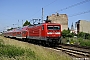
[52,45,90,58]
[43,44,90,59]
[54,47,90,58]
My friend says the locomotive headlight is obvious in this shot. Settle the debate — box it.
[55,32,60,34]
[47,32,52,34]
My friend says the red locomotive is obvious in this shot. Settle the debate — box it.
[3,20,62,45]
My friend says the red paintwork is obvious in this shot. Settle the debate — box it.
[21,26,28,38]
[27,23,61,40]
[3,22,61,43]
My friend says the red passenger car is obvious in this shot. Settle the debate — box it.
[3,29,16,38]
[15,26,28,39]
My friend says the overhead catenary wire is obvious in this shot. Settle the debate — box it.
[30,0,90,24]
[44,0,90,18]
[1,0,90,26]
[30,0,58,18]
[68,10,90,17]
[56,0,90,12]
[43,0,58,8]
[30,0,58,23]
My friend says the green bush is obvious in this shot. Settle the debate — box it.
[63,37,90,47]
[77,32,90,40]
[0,44,37,59]
[62,30,75,38]
[0,45,25,58]
[69,38,90,47]
[79,39,90,47]
[0,39,37,59]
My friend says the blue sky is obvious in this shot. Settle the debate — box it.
[0,0,90,32]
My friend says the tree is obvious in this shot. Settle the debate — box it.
[77,32,85,38]
[62,30,75,38]
[23,20,31,26]
[77,32,90,39]
[7,28,14,31]
[85,33,90,39]
[62,30,70,38]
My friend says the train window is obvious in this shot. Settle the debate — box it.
[47,26,60,30]
[54,26,60,30]
[47,26,53,30]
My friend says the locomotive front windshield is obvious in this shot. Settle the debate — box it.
[47,26,60,30]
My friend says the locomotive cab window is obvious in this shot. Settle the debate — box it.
[47,26,60,30]
[54,26,60,30]
[47,26,53,30]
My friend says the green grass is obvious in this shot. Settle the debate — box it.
[0,39,37,60]
[0,45,25,58]
[0,36,72,60]
[78,38,90,46]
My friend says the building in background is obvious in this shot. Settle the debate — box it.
[75,20,90,34]
[70,22,75,33]
[47,13,68,31]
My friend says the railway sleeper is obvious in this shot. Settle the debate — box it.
[62,49,90,57]
[66,52,86,58]
[61,47,90,54]
[56,47,90,57]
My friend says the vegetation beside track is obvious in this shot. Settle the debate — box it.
[0,36,72,60]
[62,30,90,47]
[0,39,36,60]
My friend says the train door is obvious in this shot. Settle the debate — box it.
[41,25,46,37]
